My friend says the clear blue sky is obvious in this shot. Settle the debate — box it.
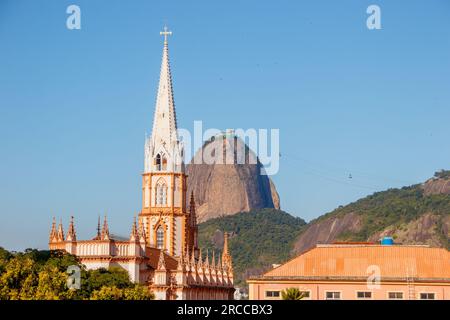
[1,0,449,251]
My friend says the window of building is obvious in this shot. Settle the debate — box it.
[356,291,372,299]
[420,293,435,300]
[325,291,341,300]
[156,226,164,249]
[300,291,310,299]
[265,291,280,298]
[156,181,167,206]
[388,292,403,300]
[155,154,161,171]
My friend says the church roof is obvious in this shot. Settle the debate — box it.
[255,244,450,281]
[145,247,178,270]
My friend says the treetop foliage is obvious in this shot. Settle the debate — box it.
[0,248,154,300]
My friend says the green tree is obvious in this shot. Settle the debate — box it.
[0,247,12,263]
[0,257,37,300]
[281,288,308,300]
[90,285,124,300]
[34,265,69,300]
[0,248,154,300]
[85,267,132,293]
[123,285,155,300]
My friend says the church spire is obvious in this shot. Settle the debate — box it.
[144,26,184,175]
[66,216,76,242]
[151,26,177,146]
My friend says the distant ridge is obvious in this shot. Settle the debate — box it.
[198,170,450,290]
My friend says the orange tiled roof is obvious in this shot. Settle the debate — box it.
[262,244,450,280]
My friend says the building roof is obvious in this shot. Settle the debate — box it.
[145,247,178,270]
[257,244,450,281]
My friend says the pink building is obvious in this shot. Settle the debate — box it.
[248,243,450,300]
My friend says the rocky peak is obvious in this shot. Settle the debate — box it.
[186,134,280,222]
[422,170,450,196]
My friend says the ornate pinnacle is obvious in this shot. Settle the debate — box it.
[205,249,210,267]
[57,218,65,242]
[139,222,146,243]
[189,191,197,226]
[177,251,185,271]
[157,249,166,270]
[222,232,233,270]
[198,248,203,268]
[103,214,110,240]
[67,216,76,241]
[190,246,196,266]
[96,215,101,239]
[130,216,138,242]
[211,250,216,269]
[49,217,57,242]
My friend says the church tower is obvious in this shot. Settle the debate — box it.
[139,27,197,257]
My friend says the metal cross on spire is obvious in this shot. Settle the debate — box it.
[160,26,172,44]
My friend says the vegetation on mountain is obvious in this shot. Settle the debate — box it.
[434,170,450,179]
[198,208,306,288]
[198,172,450,289]
[0,248,154,300]
[1,173,447,297]
[311,184,450,244]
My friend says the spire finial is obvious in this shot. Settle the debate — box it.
[160,25,172,44]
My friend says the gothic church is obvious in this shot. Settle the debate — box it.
[49,27,235,300]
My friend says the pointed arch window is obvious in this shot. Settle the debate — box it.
[154,153,167,171]
[156,226,164,249]
[155,154,161,171]
[155,179,167,206]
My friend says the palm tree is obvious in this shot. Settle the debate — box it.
[281,288,308,300]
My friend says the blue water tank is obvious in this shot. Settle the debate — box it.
[381,237,394,245]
